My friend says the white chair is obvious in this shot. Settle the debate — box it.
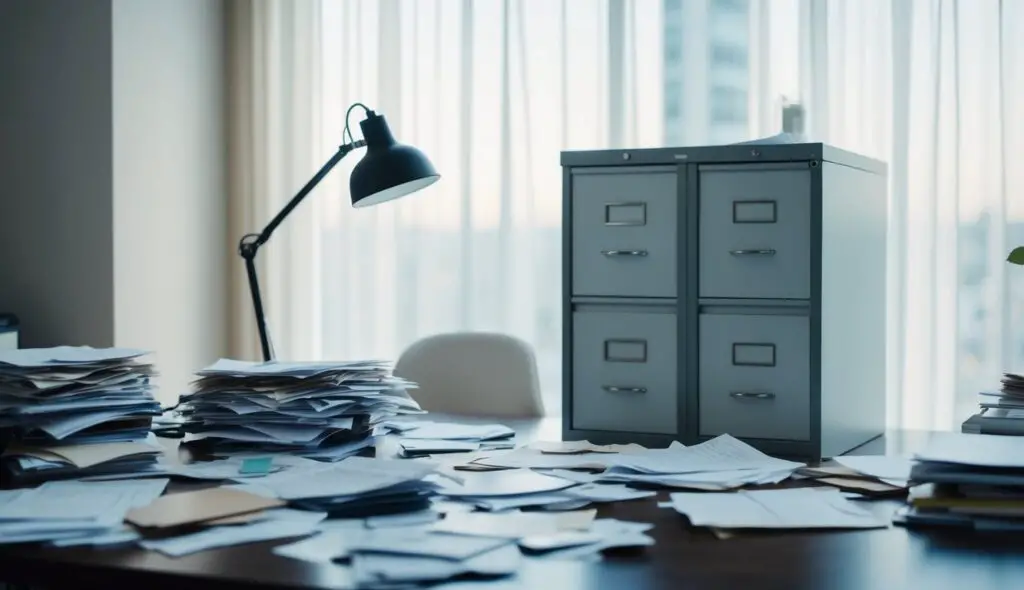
[393,332,545,418]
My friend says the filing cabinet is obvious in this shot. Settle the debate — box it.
[561,143,888,460]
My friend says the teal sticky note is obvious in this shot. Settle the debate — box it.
[239,457,273,475]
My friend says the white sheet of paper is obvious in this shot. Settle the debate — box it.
[436,469,576,498]
[913,432,1024,469]
[0,478,167,524]
[599,465,794,489]
[0,346,148,368]
[140,509,325,557]
[564,483,657,502]
[529,519,655,560]
[466,492,581,512]
[364,509,440,528]
[394,421,514,441]
[474,450,615,470]
[250,456,436,500]
[432,509,596,539]
[351,542,520,586]
[272,530,351,563]
[349,531,511,560]
[540,469,604,484]
[668,488,888,529]
[610,434,804,475]
[50,527,140,548]
[401,440,480,453]
[833,455,913,486]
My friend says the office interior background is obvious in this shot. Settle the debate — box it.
[174,0,1024,430]
[242,0,1024,430]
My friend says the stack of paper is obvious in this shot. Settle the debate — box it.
[666,488,889,531]
[962,374,1024,435]
[0,478,168,545]
[977,373,1024,409]
[0,347,163,484]
[230,456,442,518]
[798,455,912,496]
[178,359,422,459]
[380,420,515,458]
[598,435,804,490]
[897,432,1024,531]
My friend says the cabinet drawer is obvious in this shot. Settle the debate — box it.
[572,309,678,434]
[698,313,810,441]
[699,166,811,299]
[571,169,677,298]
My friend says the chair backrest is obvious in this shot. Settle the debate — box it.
[393,332,545,418]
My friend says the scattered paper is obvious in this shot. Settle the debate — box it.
[139,508,325,557]
[0,479,167,545]
[667,488,889,530]
[349,530,511,560]
[433,509,596,539]
[530,441,645,455]
[530,519,655,560]
[599,434,803,489]
[382,420,514,442]
[126,487,284,529]
[351,542,520,587]
[563,483,657,503]
[833,455,913,487]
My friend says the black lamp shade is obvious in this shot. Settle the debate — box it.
[350,111,440,208]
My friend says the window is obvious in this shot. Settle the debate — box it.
[711,0,748,13]
[710,43,747,68]
[664,40,682,63]
[710,86,747,123]
[665,100,681,120]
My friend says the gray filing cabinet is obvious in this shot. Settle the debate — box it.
[561,143,888,460]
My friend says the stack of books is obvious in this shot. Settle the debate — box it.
[961,373,1024,435]
[897,432,1024,531]
[0,346,164,485]
[178,359,423,460]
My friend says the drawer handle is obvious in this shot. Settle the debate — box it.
[729,391,776,400]
[601,249,648,257]
[729,249,776,256]
[602,385,648,394]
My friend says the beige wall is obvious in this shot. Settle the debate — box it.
[112,0,228,402]
[0,0,228,404]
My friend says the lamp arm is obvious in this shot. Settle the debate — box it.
[238,140,365,361]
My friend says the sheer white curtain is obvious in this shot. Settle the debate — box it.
[806,0,1024,429]
[228,0,802,415]
[301,0,800,414]
[226,0,325,363]
[230,0,1023,428]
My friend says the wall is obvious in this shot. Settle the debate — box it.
[0,0,116,348]
[112,0,228,401]
[0,0,227,403]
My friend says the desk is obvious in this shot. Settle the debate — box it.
[1,423,1022,590]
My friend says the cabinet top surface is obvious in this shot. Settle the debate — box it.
[560,142,886,175]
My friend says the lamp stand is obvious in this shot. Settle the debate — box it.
[239,139,366,362]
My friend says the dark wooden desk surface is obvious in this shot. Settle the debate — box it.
[2,421,1022,590]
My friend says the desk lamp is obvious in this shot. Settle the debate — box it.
[239,103,440,361]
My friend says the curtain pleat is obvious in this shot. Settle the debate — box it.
[818,0,1021,429]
